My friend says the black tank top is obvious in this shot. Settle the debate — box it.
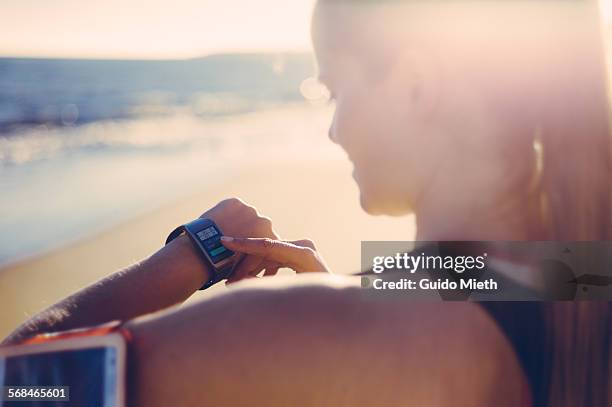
[479,302,550,406]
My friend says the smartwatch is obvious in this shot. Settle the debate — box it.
[165,218,236,290]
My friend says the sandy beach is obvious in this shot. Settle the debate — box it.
[0,157,414,339]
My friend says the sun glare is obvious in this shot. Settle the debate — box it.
[0,0,316,59]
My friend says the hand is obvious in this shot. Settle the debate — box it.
[198,198,279,283]
[220,237,330,282]
[199,198,277,240]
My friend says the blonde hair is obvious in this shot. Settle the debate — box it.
[538,3,612,403]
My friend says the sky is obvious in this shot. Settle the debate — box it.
[2,0,612,60]
[0,0,317,59]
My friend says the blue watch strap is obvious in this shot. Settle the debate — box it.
[165,225,187,245]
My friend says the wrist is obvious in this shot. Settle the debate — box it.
[154,234,213,292]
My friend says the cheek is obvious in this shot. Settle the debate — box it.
[333,88,396,161]
[334,89,413,204]
[333,86,429,213]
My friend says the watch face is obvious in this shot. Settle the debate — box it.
[195,225,233,264]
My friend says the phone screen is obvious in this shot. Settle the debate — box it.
[0,346,118,406]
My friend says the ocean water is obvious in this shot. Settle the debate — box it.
[0,54,315,134]
[0,54,335,266]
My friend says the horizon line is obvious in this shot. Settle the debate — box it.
[0,47,313,62]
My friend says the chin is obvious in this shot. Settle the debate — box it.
[359,195,383,215]
[359,193,392,216]
[358,191,407,217]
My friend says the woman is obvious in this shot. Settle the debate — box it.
[3,0,611,405]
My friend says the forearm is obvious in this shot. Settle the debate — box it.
[2,235,210,345]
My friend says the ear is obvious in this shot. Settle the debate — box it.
[386,49,441,121]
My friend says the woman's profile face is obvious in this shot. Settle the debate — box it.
[311,3,444,216]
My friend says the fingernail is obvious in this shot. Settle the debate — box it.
[221,236,234,242]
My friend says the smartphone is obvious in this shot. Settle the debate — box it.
[0,333,126,406]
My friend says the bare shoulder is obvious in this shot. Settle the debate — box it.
[130,275,528,406]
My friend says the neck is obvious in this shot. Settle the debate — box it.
[414,171,541,242]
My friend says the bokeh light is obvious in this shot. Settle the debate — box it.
[299,77,330,105]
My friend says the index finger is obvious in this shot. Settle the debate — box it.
[221,237,309,264]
